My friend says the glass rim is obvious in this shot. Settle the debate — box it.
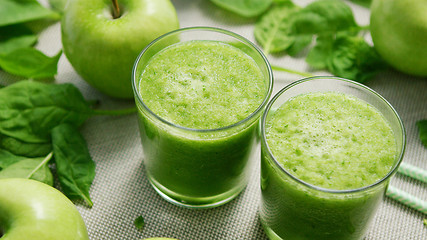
[131,26,273,133]
[260,76,406,194]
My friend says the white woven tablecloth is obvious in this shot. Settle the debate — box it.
[2,0,427,239]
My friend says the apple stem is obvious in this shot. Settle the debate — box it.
[112,0,121,19]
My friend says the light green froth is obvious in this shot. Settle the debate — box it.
[266,92,397,190]
[139,40,266,129]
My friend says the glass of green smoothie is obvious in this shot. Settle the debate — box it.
[260,77,405,239]
[132,27,273,208]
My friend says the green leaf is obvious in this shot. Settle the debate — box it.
[306,34,334,69]
[0,0,60,27]
[286,34,312,57]
[210,0,273,17]
[0,134,52,157]
[325,35,387,82]
[0,25,37,54]
[0,150,53,185]
[349,0,371,8]
[0,48,62,79]
[417,120,427,148]
[254,1,299,55]
[0,81,93,143]
[52,124,95,207]
[0,156,53,185]
[0,149,27,169]
[134,216,145,231]
[292,0,359,35]
[47,0,68,13]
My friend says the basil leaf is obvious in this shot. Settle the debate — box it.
[52,124,95,207]
[0,157,53,185]
[0,81,93,143]
[0,48,61,79]
[0,25,37,54]
[417,120,427,148]
[210,0,273,17]
[254,1,299,55]
[0,134,52,157]
[0,0,60,27]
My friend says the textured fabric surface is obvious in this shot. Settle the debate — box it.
[1,0,426,239]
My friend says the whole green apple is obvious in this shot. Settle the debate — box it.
[61,0,179,98]
[0,178,89,240]
[370,0,427,77]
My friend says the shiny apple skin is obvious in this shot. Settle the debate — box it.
[61,0,180,98]
[0,178,89,240]
[370,0,427,77]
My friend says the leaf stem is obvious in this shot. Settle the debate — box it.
[92,106,137,116]
[26,152,53,179]
[271,64,315,77]
[111,0,121,19]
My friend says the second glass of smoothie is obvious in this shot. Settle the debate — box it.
[132,27,273,208]
[260,77,405,239]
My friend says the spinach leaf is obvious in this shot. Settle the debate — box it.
[210,0,273,17]
[325,35,387,83]
[0,149,27,169]
[306,33,387,82]
[52,124,95,207]
[0,81,93,144]
[0,149,53,185]
[0,25,37,54]
[306,34,334,69]
[349,0,371,8]
[417,120,427,148]
[292,0,359,35]
[0,134,52,157]
[254,1,299,55]
[48,0,68,13]
[134,216,145,231]
[0,154,53,185]
[0,48,62,79]
[0,0,60,27]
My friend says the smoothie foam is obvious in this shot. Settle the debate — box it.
[139,40,267,130]
[266,92,397,190]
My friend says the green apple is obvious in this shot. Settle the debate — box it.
[370,0,427,77]
[61,0,179,98]
[0,178,89,240]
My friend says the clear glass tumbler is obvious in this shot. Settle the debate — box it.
[132,27,273,208]
[260,77,405,239]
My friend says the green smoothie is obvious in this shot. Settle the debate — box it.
[261,92,398,239]
[139,41,266,130]
[136,40,270,207]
